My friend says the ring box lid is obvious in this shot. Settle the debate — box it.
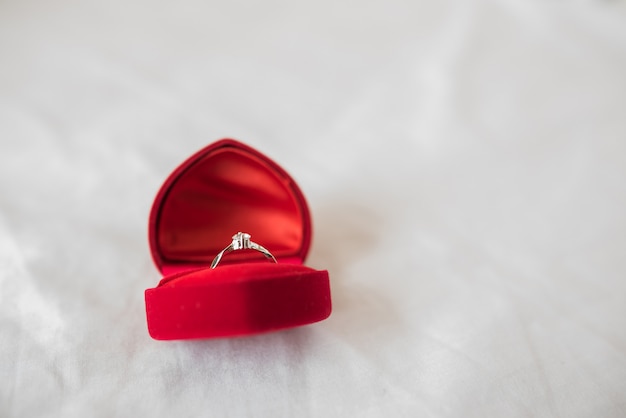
[148,139,312,276]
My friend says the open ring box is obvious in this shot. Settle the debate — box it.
[145,139,332,340]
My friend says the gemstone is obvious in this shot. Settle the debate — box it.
[232,232,251,250]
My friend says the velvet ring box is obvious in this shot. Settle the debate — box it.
[145,139,332,340]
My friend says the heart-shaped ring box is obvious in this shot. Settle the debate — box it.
[145,139,332,340]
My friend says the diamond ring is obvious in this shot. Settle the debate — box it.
[210,232,277,269]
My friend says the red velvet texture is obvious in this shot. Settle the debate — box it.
[145,139,331,340]
[146,264,331,339]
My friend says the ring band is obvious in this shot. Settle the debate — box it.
[210,232,277,268]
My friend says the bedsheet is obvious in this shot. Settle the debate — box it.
[1,0,625,416]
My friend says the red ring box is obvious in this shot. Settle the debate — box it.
[145,139,332,340]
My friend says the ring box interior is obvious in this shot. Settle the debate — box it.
[145,139,332,340]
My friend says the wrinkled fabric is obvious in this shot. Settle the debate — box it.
[1,0,625,417]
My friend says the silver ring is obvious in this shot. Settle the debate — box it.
[210,232,277,269]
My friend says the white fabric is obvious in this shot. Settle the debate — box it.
[1,0,626,416]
